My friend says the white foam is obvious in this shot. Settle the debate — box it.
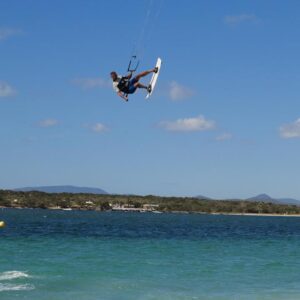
[0,283,34,292]
[0,271,30,281]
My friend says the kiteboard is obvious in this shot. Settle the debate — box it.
[146,57,162,99]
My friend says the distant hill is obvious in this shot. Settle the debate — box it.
[194,193,300,206]
[195,195,212,200]
[277,198,300,206]
[247,194,276,202]
[14,185,108,194]
[196,193,277,202]
[247,194,300,206]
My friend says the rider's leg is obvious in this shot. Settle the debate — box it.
[134,82,148,89]
[135,68,156,81]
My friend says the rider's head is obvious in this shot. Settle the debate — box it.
[110,71,118,81]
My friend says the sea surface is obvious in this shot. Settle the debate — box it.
[1,208,300,300]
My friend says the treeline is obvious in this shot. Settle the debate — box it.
[1,189,300,215]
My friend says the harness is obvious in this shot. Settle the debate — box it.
[117,77,130,93]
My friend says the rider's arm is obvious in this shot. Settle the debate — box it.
[118,91,128,101]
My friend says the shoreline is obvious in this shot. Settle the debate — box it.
[2,206,300,217]
[2,190,300,216]
[208,212,300,217]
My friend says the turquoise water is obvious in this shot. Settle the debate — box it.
[1,209,300,299]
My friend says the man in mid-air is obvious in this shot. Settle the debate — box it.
[110,67,158,102]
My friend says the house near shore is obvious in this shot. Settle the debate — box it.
[111,203,160,212]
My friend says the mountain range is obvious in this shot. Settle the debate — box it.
[14,185,107,195]
[246,194,300,206]
[197,193,300,206]
[11,187,300,206]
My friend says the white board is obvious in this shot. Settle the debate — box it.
[146,57,162,99]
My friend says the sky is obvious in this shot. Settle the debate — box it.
[1,0,300,199]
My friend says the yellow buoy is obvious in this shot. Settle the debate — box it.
[0,221,5,228]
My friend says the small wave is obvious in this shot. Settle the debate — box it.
[0,271,30,281]
[0,283,34,292]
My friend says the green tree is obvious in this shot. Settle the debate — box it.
[0,195,11,207]
[101,202,111,211]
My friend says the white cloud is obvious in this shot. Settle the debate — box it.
[0,27,22,41]
[168,81,194,101]
[83,122,108,133]
[71,77,110,89]
[0,81,16,98]
[215,133,233,141]
[92,123,107,132]
[279,119,300,139]
[224,14,258,25]
[38,119,59,128]
[160,115,216,132]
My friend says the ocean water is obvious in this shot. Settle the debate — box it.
[1,209,300,300]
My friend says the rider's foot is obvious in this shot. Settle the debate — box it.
[153,67,158,73]
[147,85,152,93]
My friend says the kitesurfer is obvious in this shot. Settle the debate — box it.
[110,67,158,101]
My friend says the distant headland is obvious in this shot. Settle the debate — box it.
[1,189,300,216]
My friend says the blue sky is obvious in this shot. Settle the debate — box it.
[1,0,300,199]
